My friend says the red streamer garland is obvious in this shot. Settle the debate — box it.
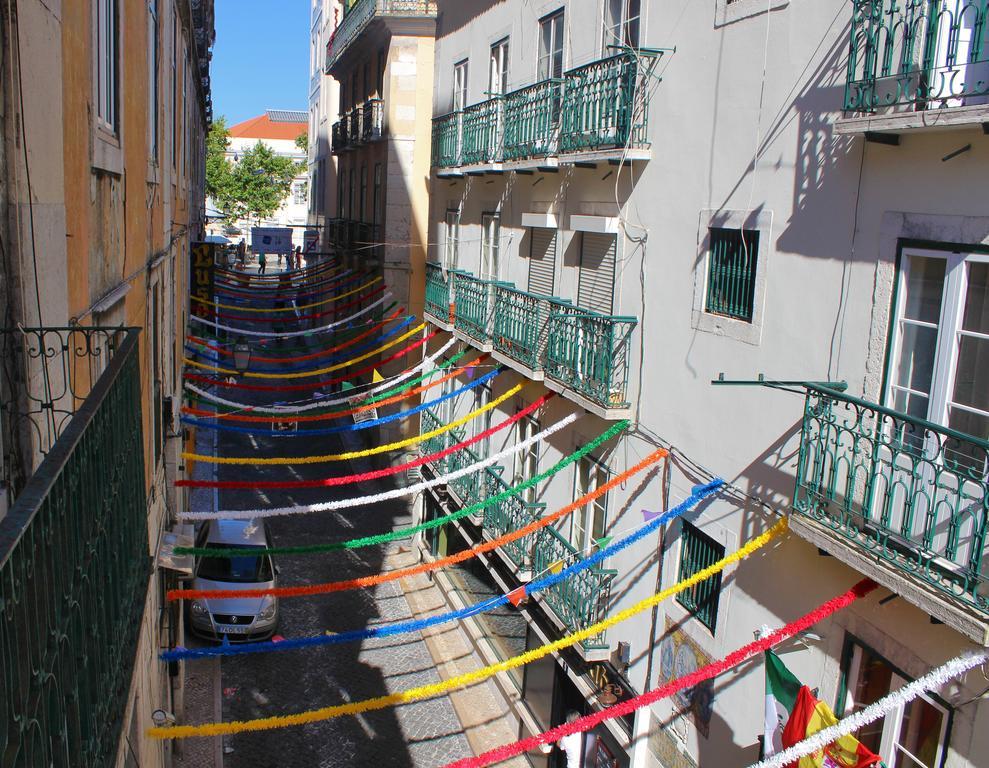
[183,329,439,391]
[445,578,878,768]
[176,389,549,489]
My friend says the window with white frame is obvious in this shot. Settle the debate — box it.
[538,9,565,81]
[603,0,640,50]
[489,38,509,96]
[96,0,120,132]
[512,414,540,504]
[148,0,159,160]
[840,638,949,767]
[481,213,500,281]
[886,247,989,450]
[444,209,460,270]
[292,181,308,206]
[453,59,469,112]
[571,455,610,554]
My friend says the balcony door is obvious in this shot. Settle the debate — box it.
[481,213,501,281]
[923,0,989,107]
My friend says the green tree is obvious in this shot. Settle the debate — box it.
[294,132,308,153]
[215,141,300,224]
[205,116,233,202]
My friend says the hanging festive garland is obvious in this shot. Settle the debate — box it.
[177,407,576,519]
[183,327,439,392]
[187,292,393,338]
[200,284,388,324]
[749,651,988,768]
[148,518,789,739]
[175,419,628,557]
[182,314,416,374]
[176,375,529,489]
[182,354,489,424]
[167,443,666,596]
[185,307,406,363]
[213,271,355,303]
[192,276,382,312]
[443,575,879,768]
[182,338,460,414]
[162,476,710,657]
[181,379,524,465]
[180,367,501,437]
[214,258,339,280]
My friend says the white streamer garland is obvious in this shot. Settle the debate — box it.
[184,338,458,413]
[750,651,988,768]
[178,412,579,521]
[188,292,394,338]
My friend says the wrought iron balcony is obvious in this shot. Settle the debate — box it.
[493,284,572,373]
[481,469,545,572]
[0,327,149,765]
[326,0,438,72]
[844,0,989,116]
[348,105,364,146]
[362,97,384,142]
[331,120,348,153]
[424,262,453,325]
[431,51,653,169]
[794,385,989,622]
[431,111,462,168]
[429,268,636,416]
[544,307,637,410]
[530,525,616,650]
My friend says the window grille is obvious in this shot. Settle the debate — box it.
[706,227,759,322]
[676,521,724,632]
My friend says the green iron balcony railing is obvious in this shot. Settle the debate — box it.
[559,52,646,153]
[431,111,462,168]
[845,0,989,115]
[461,98,502,165]
[503,79,562,161]
[0,327,148,766]
[424,262,453,324]
[448,443,485,508]
[431,51,651,169]
[326,0,438,72]
[544,308,637,410]
[420,409,449,471]
[530,525,616,650]
[452,272,509,345]
[493,285,573,372]
[794,385,989,613]
[482,469,545,571]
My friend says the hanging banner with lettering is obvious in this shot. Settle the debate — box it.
[190,242,216,320]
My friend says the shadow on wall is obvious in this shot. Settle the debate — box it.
[436,0,507,37]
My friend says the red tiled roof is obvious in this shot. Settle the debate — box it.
[229,114,306,141]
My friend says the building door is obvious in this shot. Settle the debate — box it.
[577,232,617,314]
[527,227,557,296]
[481,213,501,281]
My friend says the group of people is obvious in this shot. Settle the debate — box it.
[235,239,304,275]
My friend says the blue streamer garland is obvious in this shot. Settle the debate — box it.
[161,480,724,661]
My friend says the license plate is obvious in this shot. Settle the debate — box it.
[216,624,253,634]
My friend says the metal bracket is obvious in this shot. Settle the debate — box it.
[710,372,848,393]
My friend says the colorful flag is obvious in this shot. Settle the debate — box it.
[507,587,527,607]
[765,651,881,767]
[372,368,384,383]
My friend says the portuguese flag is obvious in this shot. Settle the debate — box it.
[764,651,881,767]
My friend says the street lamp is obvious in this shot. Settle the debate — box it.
[233,337,252,374]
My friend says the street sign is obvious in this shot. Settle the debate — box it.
[250,227,293,254]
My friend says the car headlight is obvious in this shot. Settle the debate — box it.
[190,600,208,617]
[258,597,277,621]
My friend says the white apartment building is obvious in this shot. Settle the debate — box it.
[224,109,309,248]
[416,2,989,767]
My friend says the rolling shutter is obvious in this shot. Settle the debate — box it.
[577,232,616,314]
[527,228,557,296]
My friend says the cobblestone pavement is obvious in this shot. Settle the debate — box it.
[210,365,473,766]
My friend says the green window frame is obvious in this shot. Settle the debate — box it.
[675,521,724,632]
[705,227,759,322]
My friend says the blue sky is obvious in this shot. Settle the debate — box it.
[211,0,311,127]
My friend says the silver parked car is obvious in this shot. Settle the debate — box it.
[187,519,279,642]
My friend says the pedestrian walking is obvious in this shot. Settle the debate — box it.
[237,238,247,266]
[295,245,303,270]
[258,252,267,275]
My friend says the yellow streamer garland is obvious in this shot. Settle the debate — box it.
[191,276,381,312]
[184,323,425,379]
[181,381,525,465]
[149,518,788,739]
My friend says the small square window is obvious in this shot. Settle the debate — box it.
[706,227,759,322]
[676,521,725,632]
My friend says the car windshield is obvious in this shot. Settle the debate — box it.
[197,544,273,583]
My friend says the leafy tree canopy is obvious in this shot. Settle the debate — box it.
[295,132,308,153]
